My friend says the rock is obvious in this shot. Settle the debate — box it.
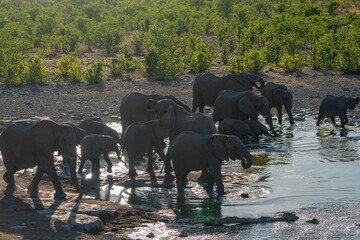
[60,225,73,231]
[103,232,130,239]
[179,232,188,237]
[71,115,84,120]
[10,225,27,230]
[343,87,350,92]
[74,203,117,218]
[306,218,319,224]
[68,213,104,232]
[354,222,360,227]
[241,193,249,198]
[146,232,155,238]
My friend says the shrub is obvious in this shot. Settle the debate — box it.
[325,0,341,15]
[2,53,26,86]
[26,56,49,85]
[335,46,360,74]
[55,56,83,83]
[85,59,105,84]
[220,46,229,65]
[241,49,266,73]
[280,53,306,76]
[110,54,141,76]
[97,23,122,54]
[144,47,182,81]
[264,40,283,65]
[131,33,144,55]
[302,4,323,17]
[227,55,243,74]
[187,43,214,74]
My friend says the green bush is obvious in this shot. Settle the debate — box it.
[302,4,323,17]
[2,53,26,86]
[26,56,49,85]
[187,43,214,74]
[131,33,144,55]
[335,46,360,74]
[220,47,229,65]
[55,56,83,83]
[325,0,341,16]
[242,49,266,73]
[144,47,182,81]
[280,53,306,76]
[227,55,243,74]
[110,54,141,76]
[85,59,105,84]
[264,40,283,65]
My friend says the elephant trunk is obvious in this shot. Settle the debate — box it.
[254,78,265,89]
[238,150,253,169]
[68,156,82,195]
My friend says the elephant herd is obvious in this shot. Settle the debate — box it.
[0,72,359,199]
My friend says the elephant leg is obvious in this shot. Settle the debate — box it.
[164,150,174,183]
[339,112,347,128]
[277,105,283,125]
[206,175,214,194]
[94,157,101,178]
[330,117,336,127]
[128,153,137,180]
[215,176,225,195]
[176,173,185,194]
[78,158,86,173]
[103,153,112,173]
[316,112,324,126]
[41,157,66,199]
[146,147,154,174]
[3,167,15,192]
[28,167,44,194]
[285,105,294,125]
[197,169,209,183]
[199,104,205,113]
[344,111,349,125]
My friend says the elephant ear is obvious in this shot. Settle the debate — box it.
[207,135,228,161]
[66,122,87,144]
[30,120,58,153]
[159,104,176,131]
[237,96,258,118]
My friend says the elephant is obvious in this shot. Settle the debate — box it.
[244,120,271,138]
[121,120,169,181]
[219,118,255,139]
[316,95,360,128]
[78,134,123,177]
[262,82,294,125]
[167,131,253,195]
[0,120,82,199]
[60,122,87,162]
[213,90,275,134]
[192,72,265,113]
[120,92,190,132]
[146,98,216,182]
[79,119,120,145]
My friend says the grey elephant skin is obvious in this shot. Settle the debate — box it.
[192,73,265,112]
[244,120,271,138]
[121,120,168,181]
[316,95,360,128]
[120,92,190,132]
[0,120,82,199]
[262,82,294,125]
[78,134,122,177]
[79,119,120,145]
[219,118,254,139]
[213,90,275,134]
[167,131,253,195]
[147,98,216,181]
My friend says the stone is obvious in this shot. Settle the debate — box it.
[306,218,319,224]
[241,193,249,198]
[179,232,188,237]
[146,232,155,238]
[68,213,104,232]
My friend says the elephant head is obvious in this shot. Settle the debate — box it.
[147,99,176,131]
[237,95,275,134]
[155,95,190,112]
[208,135,253,169]
[234,121,252,138]
[343,96,360,110]
[30,120,81,194]
[225,73,265,92]
[105,136,122,162]
[103,125,121,145]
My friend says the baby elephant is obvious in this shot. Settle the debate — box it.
[244,120,271,138]
[219,118,254,139]
[167,131,253,195]
[317,95,360,128]
[121,120,169,181]
[78,134,123,177]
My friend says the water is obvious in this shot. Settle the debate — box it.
[8,117,360,238]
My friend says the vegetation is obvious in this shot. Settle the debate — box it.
[0,0,359,86]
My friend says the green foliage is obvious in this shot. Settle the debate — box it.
[85,59,105,84]
[186,43,214,74]
[2,53,26,86]
[264,40,283,65]
[97,22,122,54]
[280,53,306,76]
[302,4,323,17]
[131,33,144,55]
[55,56,83,83]
[335,46,360,74]
[110,54,141,76]
[215,0,235,19]
[325,0,341,15]
[220,47,229,65]
[144,47,182,81]
[228,49,266,74]
[26,56,49,85]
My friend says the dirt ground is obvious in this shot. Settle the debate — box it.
[0,64,360,239]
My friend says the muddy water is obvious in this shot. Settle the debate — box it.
[55,117,360,238]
